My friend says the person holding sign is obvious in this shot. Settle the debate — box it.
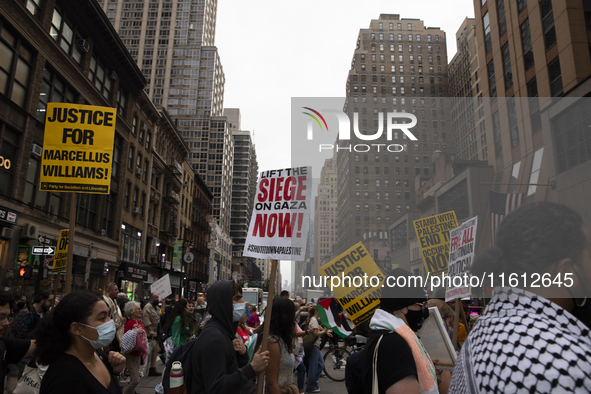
[450,202,591,393]
[189,280,269,393]
[363,268,442,394]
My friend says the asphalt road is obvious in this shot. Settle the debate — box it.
[128,353,348,394]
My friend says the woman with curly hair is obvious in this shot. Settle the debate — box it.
[36,291,126,394]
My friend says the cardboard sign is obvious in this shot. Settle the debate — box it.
[52,229,69,273]
[445,216,478,302]
[413,211,458,276]
[319,242,384,326]
[40,103,116,194]
[150,274,172,299]
[243,167,311,261]
[417,307,457,371]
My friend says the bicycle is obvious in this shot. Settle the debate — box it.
[323,334,366,382]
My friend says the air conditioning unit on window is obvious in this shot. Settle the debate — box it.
[76,39,89,53]
[31,144,42,157]
[134,207,142,214]
[110,70,117,80]
[136,168,142,176]
[1,228,13,239]
[141,124,148,132]
[22,224,38,239]
[101,229,106,236]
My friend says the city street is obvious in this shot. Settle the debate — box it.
[127,355,346,394]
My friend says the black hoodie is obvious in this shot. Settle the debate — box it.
[190,280,255,393]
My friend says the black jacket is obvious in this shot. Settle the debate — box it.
[190,280,255,393]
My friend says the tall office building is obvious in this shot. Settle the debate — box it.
[101,0,232,223]
[314,155,338,276]
[102,0,235,279]
[472,0,591,203]
[336,14,450,255]
[226,109,259,279]
[448,18,488,161]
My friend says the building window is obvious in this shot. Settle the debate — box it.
[520,19,534,71]
[128,146,134,170]
[501,43,513,90]
[50,8,83,64]
[36,68,77,123]
[112,134,122,179]
[540,0,556,50]
[548,57,563,97]
[527,78,542,133]
[24,0,43,17]
[120,224,141,264]
[76,194,98,229]
[23,155,61,214]
[492,111,503,158]
[0,26,32,109]
[487,60,497,99]
[124,183,130,209]
[552,100,591,173]
[527,148,544,196]
[438,179,469,220]
[88,55,113,99]
[131,116,138,135]
[116,88,127,117]
[496,0,507,36]
[507,161,521,193]
[483,12,492,53]
[508,98,519,148]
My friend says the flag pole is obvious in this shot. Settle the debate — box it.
[256,259,277,394]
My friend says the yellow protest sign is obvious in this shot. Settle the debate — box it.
[413,211,458,276]
[40,103,116,194]
[53,229,68,274]
[319,242,384,325]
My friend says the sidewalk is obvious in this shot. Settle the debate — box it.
[120,358,165,394]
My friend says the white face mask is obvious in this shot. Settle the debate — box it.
[79,320,116,349]
[233,303,246,322]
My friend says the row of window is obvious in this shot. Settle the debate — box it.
[370,33,440,42]
[364,44,440,53]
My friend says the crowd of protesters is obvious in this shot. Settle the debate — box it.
[0,202,587,393]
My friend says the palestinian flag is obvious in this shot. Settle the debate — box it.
[317,298,354,339]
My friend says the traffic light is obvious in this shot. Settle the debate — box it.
[19,266,32,279]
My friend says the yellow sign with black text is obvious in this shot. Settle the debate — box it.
[40,103,116,194]
[319,242,384,326]
[413,211,458,276]
[53,229,69,274]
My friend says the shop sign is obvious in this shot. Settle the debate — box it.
[0,206,17,224]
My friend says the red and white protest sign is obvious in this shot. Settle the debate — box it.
[445,216,478,302]
[243,167,311,261]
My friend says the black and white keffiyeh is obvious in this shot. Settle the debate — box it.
[450,287,591,393]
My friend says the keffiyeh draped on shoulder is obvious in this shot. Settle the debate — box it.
[450,287,591,393]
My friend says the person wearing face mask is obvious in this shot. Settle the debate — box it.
[141,292,161,377]
[36,291,126,394]
[189,280,270,394]
[450,202,591,393]
[363,268,441,394]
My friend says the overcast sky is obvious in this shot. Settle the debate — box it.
[215,0,476,285]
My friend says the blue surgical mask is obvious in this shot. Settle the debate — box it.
[233,303,246,322]
[79,320,116,349]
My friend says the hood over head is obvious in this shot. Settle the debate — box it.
[204,280,240,339]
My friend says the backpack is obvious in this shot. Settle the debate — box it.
[159,337,198,393]
[345,349,365,394]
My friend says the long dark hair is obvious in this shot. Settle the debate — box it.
[269,298,296,353]
[473,202,587,280]
[166,298,188,329]
[33,291,104,365]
